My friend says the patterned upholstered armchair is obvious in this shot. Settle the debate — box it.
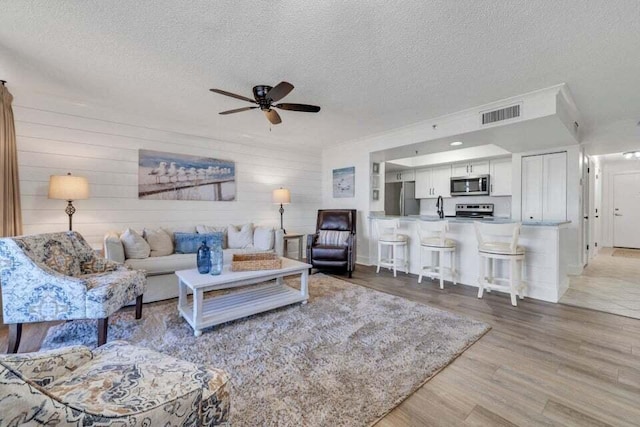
[0,340,230,426]
[0,231,146,353]
[307,209,357,277]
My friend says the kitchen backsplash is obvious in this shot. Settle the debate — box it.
[420,196,512,217]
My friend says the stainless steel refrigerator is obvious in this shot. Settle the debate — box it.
[384,181,420,216]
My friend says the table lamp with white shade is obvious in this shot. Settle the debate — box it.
[48,173,90,231]
[272,187,291,234]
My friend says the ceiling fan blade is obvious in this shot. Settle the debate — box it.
[210,88,257,104]
[266,81,294,102]
[219,106,259,115]
[264,109,282,125]
[274,103,321,113]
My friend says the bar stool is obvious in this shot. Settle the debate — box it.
[416,220,457,289]
[474,222,526,306]
[375,218,409,277]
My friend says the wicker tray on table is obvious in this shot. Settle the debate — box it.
[231,253,282,271]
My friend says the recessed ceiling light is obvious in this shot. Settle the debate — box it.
[450,141,463,146]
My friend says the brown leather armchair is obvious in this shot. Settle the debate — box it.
[306,209,357,277]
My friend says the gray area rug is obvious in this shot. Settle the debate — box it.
[42,274,490,426]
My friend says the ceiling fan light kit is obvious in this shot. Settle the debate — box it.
[210,81,320,125]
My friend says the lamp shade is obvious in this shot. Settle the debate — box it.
[48,174,90,200]
[272,188,291,204]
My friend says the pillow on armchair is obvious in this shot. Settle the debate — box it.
[318,230,350,246]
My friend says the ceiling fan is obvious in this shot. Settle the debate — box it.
[209,81,321,125]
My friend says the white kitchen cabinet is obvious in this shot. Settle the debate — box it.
[386,171,401,183]
[385,169,415,183]
[414,168,431,199]
[451,163,469,177]
[431,165,451,198]
[521,156,544,221]
[452,161,489,177]
[521,152,567,221]
[542,153,567,221]
[415,165,451,198]
[470,161,489,175]
[490,158,512,196]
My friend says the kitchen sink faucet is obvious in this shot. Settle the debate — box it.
[436,195,444,219]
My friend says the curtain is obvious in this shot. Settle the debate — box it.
[0,84,22,237]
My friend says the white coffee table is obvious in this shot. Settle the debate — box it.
[175,257,311,336]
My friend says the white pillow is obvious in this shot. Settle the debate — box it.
[143,228,174,257]
[228,223,254,249]
[196,225,228,249]
[120,228,151,259]
[318,230,350,246]
[253,227,275,251]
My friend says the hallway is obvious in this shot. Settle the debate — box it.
[560,248,640,319]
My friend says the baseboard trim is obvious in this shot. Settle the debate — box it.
[567,264,584,276]
[356,256,372,266]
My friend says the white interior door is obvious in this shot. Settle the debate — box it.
[613,173,640,248]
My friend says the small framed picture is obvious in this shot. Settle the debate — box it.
[372,162,380,174]
[372,189,379,201]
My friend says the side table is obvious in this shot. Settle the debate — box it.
[283,233,304,260]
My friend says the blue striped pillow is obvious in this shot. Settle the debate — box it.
[174,232,223,254]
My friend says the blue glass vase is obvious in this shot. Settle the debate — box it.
[210,243,223,275]
[196,240,211,274]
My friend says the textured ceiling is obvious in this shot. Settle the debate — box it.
[1,1,639,149]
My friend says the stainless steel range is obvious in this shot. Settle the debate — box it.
[453,203,494,219]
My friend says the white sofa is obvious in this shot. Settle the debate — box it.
[104,225,284,303]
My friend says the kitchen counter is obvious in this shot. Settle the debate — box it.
[367,214,571,303]
[368,214,571,227]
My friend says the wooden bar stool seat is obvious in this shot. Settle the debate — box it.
[375,218,409,277]
[474,221,526,306]
[417,220,457,289]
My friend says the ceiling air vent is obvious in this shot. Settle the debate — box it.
[481,104,520,125]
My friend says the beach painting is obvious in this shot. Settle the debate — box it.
[138,149,236,201]
[333,166,355,198]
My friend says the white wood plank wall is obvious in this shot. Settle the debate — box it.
[14,105,323,248]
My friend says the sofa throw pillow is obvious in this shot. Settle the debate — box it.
[318,230,350,246]
[196,225,228,249]
[174,232,223,254]
[120,229,151,259]
[228,223,254,249]
[143,228,174,257]
[253,227,275,251]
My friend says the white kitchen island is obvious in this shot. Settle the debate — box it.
[369,215,571,303]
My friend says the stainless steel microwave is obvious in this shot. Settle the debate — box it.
[450,175,490,196]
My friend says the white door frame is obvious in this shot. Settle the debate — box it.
[581,154,589,266]
[610,170,640,248]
